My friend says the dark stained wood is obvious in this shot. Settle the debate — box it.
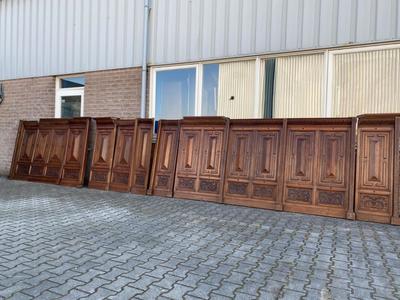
[223,119,286,210]
[149,120,180,197]
[355,114,396,224]
[29,119,69,184]
[9,121,39,180]
[60,118,91,187]
[283,118,356,219]
[130,119,154,195]
[174,117,229,202]
[88,118,118,190]
[109,120,137,192]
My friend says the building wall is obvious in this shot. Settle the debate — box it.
[2,0,400,81]
[0,77,55,176]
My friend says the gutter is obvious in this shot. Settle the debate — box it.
[140,0,151,118]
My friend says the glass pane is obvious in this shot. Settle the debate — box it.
[61,96,81,117]
[264,59,275,118]
[202,64,219,116]
[155,68,196,120]
[61,77,85,88]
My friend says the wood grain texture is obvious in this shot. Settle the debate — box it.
[223,119,286,210]
[283,118,355,219]
[174,117,229,203]
[149,120,180,197]
[88,118,118,190]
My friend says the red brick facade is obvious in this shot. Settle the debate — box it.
[0,67,142,176]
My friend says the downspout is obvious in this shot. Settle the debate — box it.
[140,0,150,118]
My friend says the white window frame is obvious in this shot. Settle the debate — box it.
[149,64,204,119]
[55,75,85,118]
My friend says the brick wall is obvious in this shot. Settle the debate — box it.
[0,77,56,176]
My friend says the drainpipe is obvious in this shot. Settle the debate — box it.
[140,0,150,118]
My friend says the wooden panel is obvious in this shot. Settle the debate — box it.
[88,118,118,190]
[149,120,180,197]
[223,119,286,210]
[29,119,69,184]
[130,119,154,195]
[355,115,396,224]
[174,117,229,202]
[393,117,400,225]
[283,118,356,219]
[9,121,39,180]
[60,118,90,187]
[109,120,136,192]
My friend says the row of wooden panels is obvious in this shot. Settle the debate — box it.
[149,115,400,225]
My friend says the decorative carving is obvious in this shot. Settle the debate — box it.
[30,166,44,176]
[199,180,219,193]
[135,174,145,186]
[17,165,30,176]
[157,175,169,187]
[253,185,274,198]
[228,182,247,195]
[46,167,60,178]
[360,194,388,211]
[63,169,80,180]
[287,188,312,203]
[93,171,108,182]
[113,172,129,185]
[178,178,195,190]
[318,191,344,206]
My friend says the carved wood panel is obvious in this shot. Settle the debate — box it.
[283,119,356,219]
[223,120,285,210]
[9,121,39,180]
[355,115,396,224]
[60,118,90,187]
[130,119,154,195]
[149,120,180,197]
[109,120,136,192]
[29,119,69,183]
[174,117,229,202]
[89,118,118,190]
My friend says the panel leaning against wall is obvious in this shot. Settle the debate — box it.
[174,117,230,202]
[149,120,181,197]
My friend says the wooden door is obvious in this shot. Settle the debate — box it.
[223,120,286,210]
[174,117,229,202]
[130,119,154,195]
[283,119,356,219]
[109,120,136,192]
[149,120,180,197]
[60,118,90,187]
[355,115,395,223]
[9,121,38,179]
[89,118,118,190]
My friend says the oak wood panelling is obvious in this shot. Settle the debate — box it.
[60,118,90,187]
[223,119,286,210]
[149,120,180,197]
[174,117,229,202]
[109,120,136,192]
[88,118,118,190]
[29,119,69,184]
[9,121,39,180]
[130,119,154,195]
[355,114,399,224]
[283,118,356,219]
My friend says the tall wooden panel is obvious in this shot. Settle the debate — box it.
[174,117,229,202]
[109,120,136,192]
[149,120,180,197]
[283,119,356,219]
[393,117,400,225]
[355,115,396,224]
[29,119,69,184]
[223,119,286,210]
[130,119,154,195]
[60,118,91,187]
[89,118,118,190]
[9,121,39,180]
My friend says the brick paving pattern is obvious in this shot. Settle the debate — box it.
[0,177,399,299]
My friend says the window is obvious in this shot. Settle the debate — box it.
[151,64,220,120]
[55,76,85,118]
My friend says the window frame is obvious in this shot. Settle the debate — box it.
[55,75,85,118]
[149,64,204,120]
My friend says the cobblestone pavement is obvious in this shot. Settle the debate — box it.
[0,177,400,300]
